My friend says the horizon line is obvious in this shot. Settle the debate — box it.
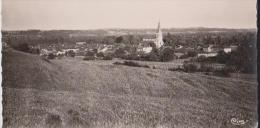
[2,26,257,31]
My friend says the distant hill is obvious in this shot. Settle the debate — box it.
[2,27,256,37]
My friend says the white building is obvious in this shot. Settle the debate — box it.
[142,47,153,54]
[139,22,164,53]
[224,45,238,53]
[224,48,232,53]
[198,52,218,58]
[154,22,164,48]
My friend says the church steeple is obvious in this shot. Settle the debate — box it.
[157,21,161,33]
[155,21,164,48]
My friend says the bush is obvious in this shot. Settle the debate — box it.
[142,48,160,61]
[179,51,197,59]
[114,48,127,58]
[83,56,95,60]
[168,67,184,72]
[85,51,95,57]
[213,69,230,77]
[187,51,197,57]
[47,53,56,59]
[183,63,198,73]
[113,61,149,68]
[122,54,140,60]
[160,47,176,62]
[199,63,214,72]
[197,56,207,62]
[30,48,40,54]
[96,52,104,57]
[66,50,76,57]
[103,55,113,60]
[45,114,62,128]
[12,43,31,53]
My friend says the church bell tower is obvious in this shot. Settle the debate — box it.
[154,21,164,48]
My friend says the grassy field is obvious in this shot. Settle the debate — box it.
[2,49,257,128]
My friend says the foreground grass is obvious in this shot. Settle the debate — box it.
[2,50,257,128]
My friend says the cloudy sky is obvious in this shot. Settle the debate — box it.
[2,0,257,30]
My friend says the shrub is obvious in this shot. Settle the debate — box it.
[213,69,230,77]
[215,50,229,64]
[85,51,95,57]
[103,55,113,60]
[187,51,197,57]
[66,50,76,57]
[96,52,104,57]
[12,43,31,53]
[168,67,184,72]
[83,56,95,60]
[114,48,127,58]
[179,51,197,59]
[30,48,40,54]
[47,53,56,59]
[199,63,214,72]
[121,53,141,60]
[113,61,149,68]
[197,56,207,62]
[139,48,160,61]
[160,47,176,62]
[45,114,62,128]
[183,63,198,73]
[113,62,122,65]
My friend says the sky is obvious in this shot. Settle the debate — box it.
[2,0,257,30]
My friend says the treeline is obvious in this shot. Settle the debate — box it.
[3,29,256,49]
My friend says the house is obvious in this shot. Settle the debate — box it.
[175,45,183,49]
[137,41,153,54]
[56,51,66,56]
[98,45,114,53]
[2,42,10,48]
[63,49,80,55]
[223,45,238,53]
[174,46,194,54]
[197,52,218,58]
[40,49,55,56]
[174,52,184,58]
[223,48,232,53]
[142,47,153,54]
[76,42,86,45]
[198,45,221,57]
[203,45,221,53]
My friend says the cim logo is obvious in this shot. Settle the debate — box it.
[231,118,248,125]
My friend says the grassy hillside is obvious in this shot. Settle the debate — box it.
[2,49,257,128]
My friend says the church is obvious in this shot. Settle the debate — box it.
[138,22,164,53]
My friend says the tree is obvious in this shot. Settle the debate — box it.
[163,33,175,46]
[66,50,76,57]
[114,48,126,58]
[115,36,124,44]
[160,47,176,62]
[216,50,229,64]
[13,43,31,53]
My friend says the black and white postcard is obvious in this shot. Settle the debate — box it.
[1,0,258,127]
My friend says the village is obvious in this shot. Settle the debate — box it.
[36,23,238,61]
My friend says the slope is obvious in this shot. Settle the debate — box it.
[2,49,257,128]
